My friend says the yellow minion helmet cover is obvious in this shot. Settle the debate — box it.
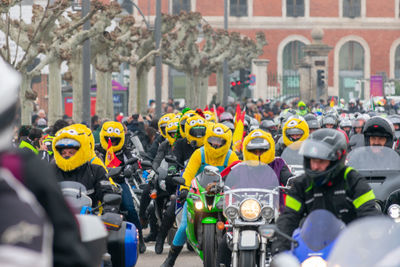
[179,110,196,139]
[165,118,180,146]
[185,115,207,147]
[52,124,92,172]
[158,113,175,138]
[243,129,275,164]
[204,123,232,158]
[283,116,309,147]
[203,111,217,123]
[100,121,125,152]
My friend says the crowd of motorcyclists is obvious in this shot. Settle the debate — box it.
[4,51,400,267]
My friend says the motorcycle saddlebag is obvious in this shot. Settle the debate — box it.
[108,221,138,267]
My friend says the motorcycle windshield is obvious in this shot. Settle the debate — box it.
[59,181,92,211]
[281,142,304,167]
[346,146,400,171]
[224,161,279,210]
[328,217,400,267]
[299,210,345,252]
[59,181,87,194]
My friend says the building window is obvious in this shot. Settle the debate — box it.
[172,0,191,14]
[343,0,361,18]
[287,0,304,17]
[282,41,305,96]
[395,45,400,79]
[339,41,364,101]
[230,0,248,17]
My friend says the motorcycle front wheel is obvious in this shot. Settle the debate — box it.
[203,224,217,267]
[239,250,256,267]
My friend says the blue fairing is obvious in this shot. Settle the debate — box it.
[291,209,345,263]
[125,222,138,267]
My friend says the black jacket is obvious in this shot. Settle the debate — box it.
[55,162,107,204]
[126,121,151,151]
[172,138,196,168]
[153,139,173,170]
[148,134,165,160]
[2,149,92,267]
[274,166,381,252]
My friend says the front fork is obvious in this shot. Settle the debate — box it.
[230,227,267,267]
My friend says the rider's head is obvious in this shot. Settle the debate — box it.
[282,116,309,147]
[203,111,217,123]
[352,118,365,134]
[178,109,196,139]
[339,119,352,137]
[259,120,278,137]
[304,114,320,134]
[0,59,20,151]
[165,118,179,146]
[158,113,175,138]
[299,129,347,186]
[363,117,395,148]
[388,114,400,131]
[53,124,92,171]
[204,123,232,158]
[185,115,207,148]
[100,121,125,152]
[322,115,337,129]
[243,129,275,164]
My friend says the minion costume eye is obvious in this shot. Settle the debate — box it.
[114,128,121,135]
[213,127,225,135]
[107,127,114,134]
[205,114,211,120]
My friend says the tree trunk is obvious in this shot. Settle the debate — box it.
[48,59,62,126]
[95,70,108,119]
[70,53,83,123]
[105,71,113,119]
[186,73,202,108]
[216,67,224,105]
[137,66,148,115]
[20,75,33,125]
[128,64,138,115]
[199,76,208,109]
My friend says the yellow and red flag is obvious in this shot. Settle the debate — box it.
[105,138,121,168]
[232,107,245,153]
[330,97,335,108]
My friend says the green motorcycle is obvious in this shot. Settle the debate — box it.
[186,165,226,267]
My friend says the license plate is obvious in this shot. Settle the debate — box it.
[240,230,257,248]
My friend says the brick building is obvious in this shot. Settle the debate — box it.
[130,0,400,103]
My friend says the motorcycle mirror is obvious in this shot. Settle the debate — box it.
[141,160,153,169]
[172,176,185,186]
[103,193,122,206]
[259,224,277,239]
[204,166,220,177]
[107,167,122,178]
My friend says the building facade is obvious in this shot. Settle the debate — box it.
[133,0,400,103]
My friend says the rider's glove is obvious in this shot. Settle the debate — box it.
[178,189,189,202]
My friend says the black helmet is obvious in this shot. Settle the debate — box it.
[219,112,234,123]
[388,114,400,131]
[363,117,395,148]
[299,129,347,186]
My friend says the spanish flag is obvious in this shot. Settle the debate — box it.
[105,138,121,168]
[232,107,245,153]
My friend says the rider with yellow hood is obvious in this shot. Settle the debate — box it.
[276,115,310,156]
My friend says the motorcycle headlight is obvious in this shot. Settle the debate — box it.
[225,206,239,220]
[261,206,274,221]
[301,256,327,267]
[240,199,261,221]
[195,201,203,210]
[388,204,400,219]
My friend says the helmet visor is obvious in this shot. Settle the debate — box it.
[208,136,227,149]
[55,138,80,148]
[299,139,338,161]
[246,138,270,151]
[189,126,206,138]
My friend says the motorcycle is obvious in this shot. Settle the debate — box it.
[224,162,280,267]
[281,142,304,176]
[185,165,225,267]
[60,180,139,267]
[346,146,400,211]
[260,210,345,266]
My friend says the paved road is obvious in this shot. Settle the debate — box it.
[136,242,202,267]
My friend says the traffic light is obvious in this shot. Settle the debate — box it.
[317,70,325,87]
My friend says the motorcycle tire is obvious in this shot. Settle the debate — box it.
[186,240,194,252]
[239,250,256,267]
[203,224,217,267]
